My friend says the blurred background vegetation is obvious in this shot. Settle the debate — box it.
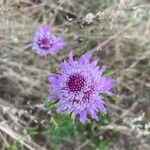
[0,0,150,149]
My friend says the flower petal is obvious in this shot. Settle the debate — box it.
[90,110,99,121]
[48,74,59,84]
[69,51,74,63]
[79,111,87,123]
[99,66,106,75]
[78,52,92,64]
[99,77,113,93]
[32,25,64,56]
[48,95,58,101]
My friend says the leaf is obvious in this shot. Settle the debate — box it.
[103,69,115,76]
[109,96,118,103]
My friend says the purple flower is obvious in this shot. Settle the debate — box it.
[48,52,114,123]
[32,26,65,56]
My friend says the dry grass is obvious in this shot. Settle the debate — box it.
[0,0,150,149]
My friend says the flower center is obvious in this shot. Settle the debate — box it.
[67,73,85,92]
[38,37,52,50]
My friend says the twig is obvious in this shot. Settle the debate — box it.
[0,131,9,147]
[0,124,34,150]
[129,51,150,68]
[76,140,90,150]
[90,23,136,53]
[0,123,45,150]
[121,101,139,118]
[97,124,131,136]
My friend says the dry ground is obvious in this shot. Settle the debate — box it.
[0,0,150,149]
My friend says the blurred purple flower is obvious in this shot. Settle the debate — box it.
[32,25,65,56]
[48,52,114,123]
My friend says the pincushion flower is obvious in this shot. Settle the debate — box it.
[32,25,64,56]
[48,52,113,123]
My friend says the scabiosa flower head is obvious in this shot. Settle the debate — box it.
[32,25,65,56]
[48,52,114,123]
